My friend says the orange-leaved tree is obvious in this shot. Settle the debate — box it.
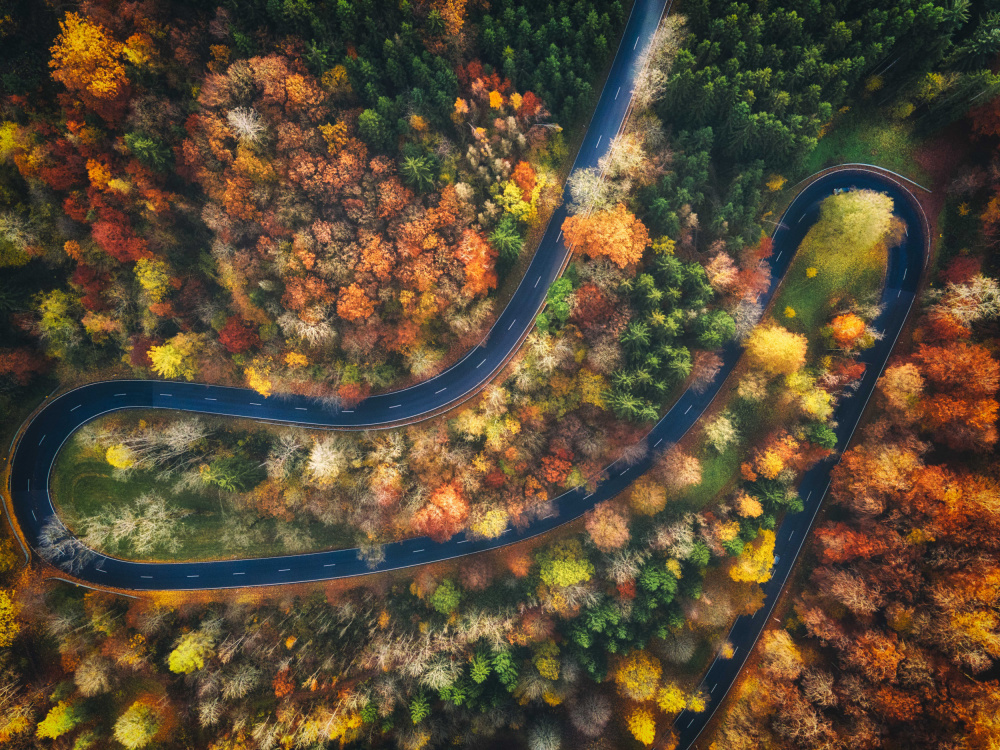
[49,13,129,114]
[561,202,650,268]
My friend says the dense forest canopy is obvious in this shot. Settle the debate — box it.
[0,0,999,749]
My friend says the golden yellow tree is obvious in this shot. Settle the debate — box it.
[0,590,19,647]
[729,529,776,583]
[615,650,662,701]
[149,333,204,381]
[49,12,128,100]
[627,707,657,746]
[745,324,807,375]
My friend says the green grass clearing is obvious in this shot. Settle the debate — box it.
[51,438,355,563]
[773,189,896,340]
[803,106,929,186]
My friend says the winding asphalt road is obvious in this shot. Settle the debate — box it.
[9,168,928,601]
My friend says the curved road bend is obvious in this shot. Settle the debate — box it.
[671,168,929,749]
[11,169,927,603]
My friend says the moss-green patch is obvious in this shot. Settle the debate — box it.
[50,439,355,563]
[774,190,894,341]
[803,107,929,185]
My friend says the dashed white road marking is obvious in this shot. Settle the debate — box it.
[776,251,783,261]
[389,404,401,409]
[205,397,217,401]
[633,37,639,49]
[250,402,262,406]
[114,393,126,397]
[654,438,663,447]
[543,513,555,519]
[413,549,425,554]
[458,539,471,544]
[534,276,541,288]
[233,572,245,576]
[596,135,602,148]
[160,393,172,397]
[615,86,621,99]
[508,319,517,330]
[477,359,486,368]
[30,510,36,521]
[141,575,152,579]
[38,435,45,446]
[435,388,447,395]
[684,405,692,415]
[187,574,199,578]
[71,404,82,411]
[806,491,813,501]
[295,407,307,411]
[323,563,336,567]
[278,568,290,572]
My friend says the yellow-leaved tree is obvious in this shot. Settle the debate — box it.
[745,324,807,375]
[113,700,162,749]
[729,529,777,584]
[49,12,128,100]
[134,258,171,303]
[167,630,215,674]
[615,649,662,701]
[627,707,657,746]
[106,444,136,470]
[0,590,20,647]
[149,333,204,380]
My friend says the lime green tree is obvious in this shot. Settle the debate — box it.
[537,539,594,587]
[113,701,162,749]
[168,630,215,674]
[36,701,84,739]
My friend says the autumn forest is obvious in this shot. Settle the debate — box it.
[1,0,1000,748]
